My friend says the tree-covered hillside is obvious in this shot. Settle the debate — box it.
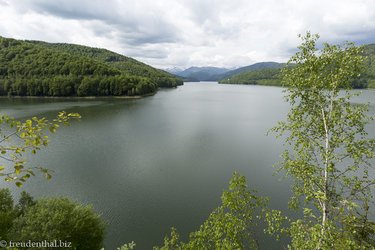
[219,68,282,86]
[216,62,285,85]
[0,37,182,97]
[218,62,285,80]
[363,44,375,88]
[219,44,375,89]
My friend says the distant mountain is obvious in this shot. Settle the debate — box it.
[174,66,230,81]
[170,62,285,82]
[0,36,182,97]
[165,67,184,75]
[218,62,285,80]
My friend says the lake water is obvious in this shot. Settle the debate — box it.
[1,82,374,249]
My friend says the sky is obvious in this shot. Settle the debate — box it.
[0,0,374,69]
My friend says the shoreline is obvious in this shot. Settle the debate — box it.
[0,92,156,100]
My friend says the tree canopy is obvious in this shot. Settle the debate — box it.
[0,189,105,250]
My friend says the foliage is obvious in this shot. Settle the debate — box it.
[0,111,80,186]
[154,172,267,250]
[115,241,136,250]
[15,191,36,216]
[367,79,375,89]
[269,32,375,249]
[9,197,105,250]
[362,44,375,86]
[0,36,182,97]
[0,189,16,240]
[0,189,36,241]
[0,190,104,249]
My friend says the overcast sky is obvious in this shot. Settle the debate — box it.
[0,0,374,69]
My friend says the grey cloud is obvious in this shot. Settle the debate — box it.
[121,33,176,46]
[33,2,98,20]
[89,23,114,37]
[340,29,375,45]
[118,24,178,46]
[354,36,375,45]
[184,0,216,24]
[125,48,168,59]
[11,0,181,46]
[17,0,113,21]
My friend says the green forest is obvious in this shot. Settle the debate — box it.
[219,44,375,88]
[0,37,183,97]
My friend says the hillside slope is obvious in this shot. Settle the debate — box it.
[219,68,282,86]
[0,37,182,97]
[363,44,375,88]
[218,62,285,80]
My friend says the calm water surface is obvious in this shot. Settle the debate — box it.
[0,82,374,249]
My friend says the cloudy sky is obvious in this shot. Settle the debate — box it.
[0,0,374,69]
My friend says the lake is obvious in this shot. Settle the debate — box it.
[1,82,374,249]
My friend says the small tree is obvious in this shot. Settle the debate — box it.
[0,189,36,240]
[0,189,16,240]
[154,172,267,250]
[10,197,105,250]
[271,32,375,248]
[0,111,80,186]
[15,191,36,216]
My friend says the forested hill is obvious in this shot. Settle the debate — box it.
[218,62,285,86]
[219,44,375,89]
[0,36,183,97]
[218,62,285,80]
[219,68,282,86]
[363,44,375,88]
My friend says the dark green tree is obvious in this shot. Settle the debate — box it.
[15,191,36,216]
[10,197,105,250]
[0,189,16,240]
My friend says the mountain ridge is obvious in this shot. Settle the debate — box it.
[168,62,284,82]
[169,66,230,81]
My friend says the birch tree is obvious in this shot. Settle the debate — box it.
[272,33,375,249]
